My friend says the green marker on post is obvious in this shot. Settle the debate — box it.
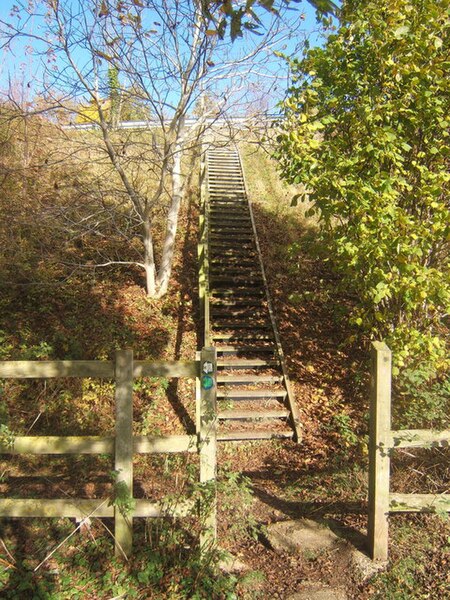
[202,374,214,390]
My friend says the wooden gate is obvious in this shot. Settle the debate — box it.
[0,347,217,558]
[368,342,450,560]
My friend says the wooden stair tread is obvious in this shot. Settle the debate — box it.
[211,299,264,307]
[217,430,294,441]
[212,335,273,344]
[217,358,278,367]
[215,345,274,352]
[217,374,282,383]
[217,389,286,399]
[213,323,271,330]
[210,289,265,296]
[218,409,290,420]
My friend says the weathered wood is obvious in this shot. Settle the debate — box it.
[390,493,450,513]
[1,436,114,455]
[199,347,217,552]
[217,358,277,367]
[134,435,197,454]
[218,430,293,441]
[133,360,198,378]
[133,499,195,518]
[114,349,134,558]
[389,429,450,449]
[0,434,199,455]
[0,360,198,380]
[217,389,286,399]
[367,342,392,561]
[0,360,114,379]
[0,499,114,518]
[0,498,198,519]
[218,409,289,420]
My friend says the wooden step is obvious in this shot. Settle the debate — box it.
[212,310,268,320]
[217,374,282,383]
[210,289,265,296]
[217,358,278,367]
[210,266,260,274]
[209,236,253,242]
[218,409,290,420]
[217,389,286,399]
[213,332,273,341]
[209,227,253,234]
[217,430,294,441]
[210,262,257,269]
[215,345,274,353]
[213,321,270,330]
[211,298,263,306]
[211,279,264,287]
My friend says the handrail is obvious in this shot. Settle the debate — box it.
[235,145,302,443]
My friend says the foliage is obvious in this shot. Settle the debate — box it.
[394,366,450,429]
[203,0,339,41]
[276,0,450,379]
[109,471,136,518]
[218,466,260,541]
[367,517,450,599]
[0,520,240,599]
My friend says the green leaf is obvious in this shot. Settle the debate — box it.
[393,25,410,39]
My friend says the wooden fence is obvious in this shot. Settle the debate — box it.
[367,342,450,560]
[0,347,217,558]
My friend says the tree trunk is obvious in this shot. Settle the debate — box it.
[143,219,157,297]
[156,128,185,297]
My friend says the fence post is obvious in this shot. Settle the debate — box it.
[199,347,217,552]
[114,349,134,558]
[367,341,392,561]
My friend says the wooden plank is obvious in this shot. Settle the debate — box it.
[218,430,293,441]
[217,374,281,383]
[199,347,217,552]
[215,345,273,353]
[217,358,277,367]
[134,435,197,454]
[389,429,450,449]
[133,360,198,378]
[1,435,198,455]
[133,499,195,518]
[367,342,392,561]
[0,498,114,518]
[217,390,285,399]
[389,493,450,513]
[0,360,114,379]
[1,436,114,455]
[0,498,199,519]
[0,360,198,381]
[114,349,134,558]
[218,409,289,420]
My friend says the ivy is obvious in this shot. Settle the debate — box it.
[276,0,450,377]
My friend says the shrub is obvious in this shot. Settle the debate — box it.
[275,0,449,378]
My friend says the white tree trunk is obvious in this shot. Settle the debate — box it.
[156,131,185,297]
[143,219,157,297]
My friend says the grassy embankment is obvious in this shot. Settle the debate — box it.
[0,117,448,598]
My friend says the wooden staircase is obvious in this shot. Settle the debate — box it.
[199,145,302,442]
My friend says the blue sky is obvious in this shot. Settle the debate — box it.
[0,1,333,114]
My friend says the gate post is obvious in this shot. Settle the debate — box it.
[199,347,217,552]
[367,342,392,561]
[114,349,134,558]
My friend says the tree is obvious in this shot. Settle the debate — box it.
[276,0,449,375]
[1,0,304,297]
